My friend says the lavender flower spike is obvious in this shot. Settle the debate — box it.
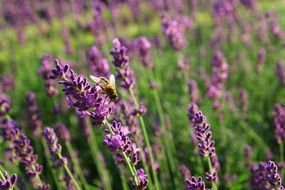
[267,161,284,189]
[188,104,219,185]
[273,104,285,143]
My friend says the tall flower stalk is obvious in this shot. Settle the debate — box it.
[188,104,219,190]
[43,127,82,190]
[110,38,160,190]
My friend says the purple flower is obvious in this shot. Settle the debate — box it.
[25,92,43,138]
[103,120,140,165]
[135,37,153,69]
[0,116,47,189]
[38,55,58,96]
[43,127,68,167]
[257,48,266,72]
[273,104,285,143]
[251,160,284,190]
[161,14,186,51]
[61,28,73,55]
[180,164,191,180]
[188,104,219,182]
[240,0,256,9]
[136,168,148,189]
[54,123,71,141]
[0,170,17,189]
[185,176,206,190]
[87,46,110,78]
[206,50,228,105]
[239,88,249,112]
[50,59,112,124]
[110,38,136,89]
[188,79,200,104]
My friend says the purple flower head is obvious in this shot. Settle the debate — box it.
[25,92,43,138]
[0,92,10,116]
[188,104,219,182]
[135,37,154,69]
[161,14,186,51]
[50,59,113,124]
[251,160,284,190]
[0,170,17,189]
[257,48,266,69]
[1,116,46,188]
[54,123,71,141]
[273,104,285,143]
[239,88,249,112]
[185,176,206,190]
[103,120,140,165]
[136,168,148,189]
[110,39,136,89]
[43,127,68,168]
[110,38,129,68]
[87,46,110,78]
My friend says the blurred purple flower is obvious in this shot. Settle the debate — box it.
[136,168,148,189]
[38,55,58,96]
[25,92,43,138]
[273,104,285,143]
[276,61,285,85]
[87,46,110,78]
[161,14,186,51]
[188,79,200,104]
[110,38,136,89]
[43,127,68,167]
[54,123,71,141]
[251,160,284,190]
[136,37,154,69]
[0,92,10,116]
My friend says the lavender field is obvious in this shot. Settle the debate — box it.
[0,0,285,189]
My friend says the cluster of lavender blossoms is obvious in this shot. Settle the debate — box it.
[161,14,186,51]
[185,176,206,190]
[0,91,49,189]
[87,45,110,78]
[43,127,68,167]
[0,169,17,189]
[250,160,284,190]
[188,104,219,183]
[110,38,136,90]
[49,59,112,124]
[273,104,285,143]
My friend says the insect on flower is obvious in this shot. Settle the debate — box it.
[90,74,118,101]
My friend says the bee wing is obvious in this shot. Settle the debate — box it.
[109,74,116,87]
[90,75,100,84]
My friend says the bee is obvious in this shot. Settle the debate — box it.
[90,74,118,101]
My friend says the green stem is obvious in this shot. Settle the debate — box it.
[129,88,160,190]
[42,138,62,190]
[65,141,88,188]
[86,118,112,190]
[104,120,140,186]
[58,153,82,190]
[206,157,218,190]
